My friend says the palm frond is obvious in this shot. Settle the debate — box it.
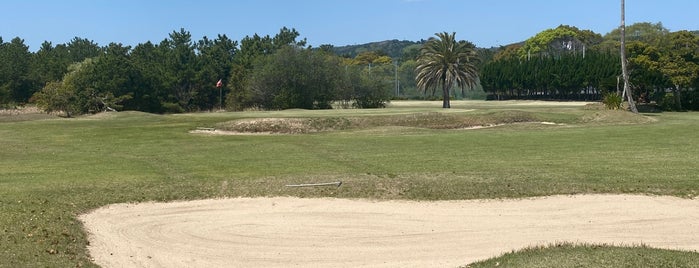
[415,32,480,105]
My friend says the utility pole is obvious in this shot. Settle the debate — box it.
[620,0,638,113]
[394,59,399,96]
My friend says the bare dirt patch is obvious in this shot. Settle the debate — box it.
[80,195,699,268]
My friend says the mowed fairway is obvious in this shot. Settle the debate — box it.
[1,100,698,267]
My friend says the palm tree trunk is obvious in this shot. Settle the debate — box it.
[442,82,450,108]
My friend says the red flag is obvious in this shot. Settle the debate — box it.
[216,79,222,88]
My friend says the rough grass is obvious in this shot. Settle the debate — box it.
[0,106,57,122]
[214,109,651,134]
[0,100,697,267]
[464,242,699,268]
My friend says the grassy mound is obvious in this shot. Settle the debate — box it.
[463,242,699,268]
[216,117,354,134]
[215,111,540,134]
[214,109,651,134]
[580,109,656,125]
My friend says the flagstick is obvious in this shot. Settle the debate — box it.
[216,79,223,111]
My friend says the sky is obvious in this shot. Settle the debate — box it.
[2,0,698,51]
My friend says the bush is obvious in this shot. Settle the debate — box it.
[245,47,342,110]
[348,68,392,109]
[31,81,79,117]
[658,93,678,111]
[161,102,185,113]
[682,90,699,111]
[602,93,622,110]
[654,90,699,111]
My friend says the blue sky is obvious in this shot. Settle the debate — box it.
[2,0,698,51]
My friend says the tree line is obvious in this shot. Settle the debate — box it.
[481,23,699,110]
[2,22,698,114]
[1,27,398,116]
[481,50,621,101]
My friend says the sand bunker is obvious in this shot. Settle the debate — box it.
[80,195,699,268]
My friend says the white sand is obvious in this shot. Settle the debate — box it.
[80,195,699,268]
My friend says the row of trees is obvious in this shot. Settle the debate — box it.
[0,36,102,107]
[481,50,620,100]
[1,27,397,115]
[1,31,234,113]
[2,22,698,114]
[481,23,699,110]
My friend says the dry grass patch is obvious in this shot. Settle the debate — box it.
[215,117,354,134]
[580,109,657,124]
[211,108,653,135]
[0,106,57,122]
[214,110,553,134]
[0,106,43,115]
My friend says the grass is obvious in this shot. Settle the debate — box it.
[0,100,698,267]
[464,243,699,268]
[214,110,575,134]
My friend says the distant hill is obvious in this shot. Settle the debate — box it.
[332,39,425,59]
[331,28,698,59]
[331,39,517,61]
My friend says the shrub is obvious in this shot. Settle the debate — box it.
[161,102,185,113]
[682,90,699,111]
[602,93,622,110]
[350,69,392,109]
[658,93,678,111]
[31,81,79,117]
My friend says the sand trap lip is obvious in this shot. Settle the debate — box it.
[189,122,564,135]
[80,195,699,268]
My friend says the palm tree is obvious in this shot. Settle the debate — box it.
[416,32,480,108]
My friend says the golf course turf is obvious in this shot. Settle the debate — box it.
[1,100,697,267]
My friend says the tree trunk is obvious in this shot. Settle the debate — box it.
[674,85,683,111]
[620,0,639,113]
[442,84,450,108]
